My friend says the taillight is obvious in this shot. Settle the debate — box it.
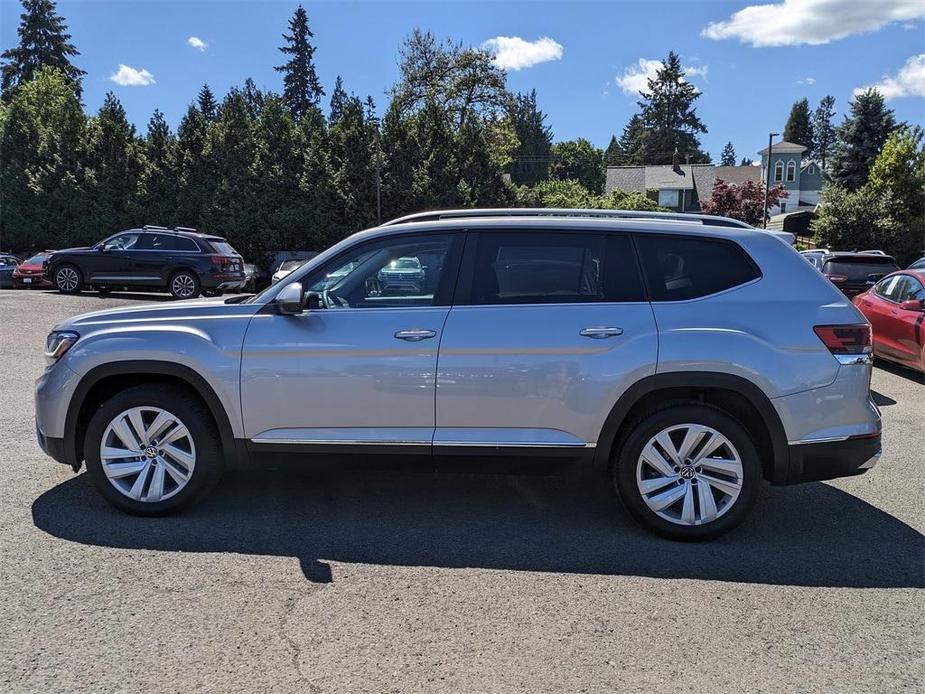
[824,273,848,284]
[813,324,872,355]
[211,255,233,267]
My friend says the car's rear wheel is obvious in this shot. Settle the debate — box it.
[54,264,83,294]
[168,270,200,299]
[613,403,761,541]
[84,384,223,515]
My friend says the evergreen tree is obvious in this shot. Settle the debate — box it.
[783,98,814,155]
[740,156,751,166]
[298,105,340,248]
[634,51,709,164]
[380,100,420,219]
[720,142,736,166]
[456,114,514,206]
[813,95,837,171]
[328,75,348,124]
[201,89,258,248]
[139,109,178,226]
[197,84,218,121]
[618,114,647,164]
[84,92,144,240]
[175,104,212,227]
[603,135,622,166]
[275,5,324,120]
[242,78,266,119]
[0,66,86,250]
[251,94,305,252]
[549,139,605,193]
[830,89,898,190]
[1,0,84,99]
[508,90,553,186]
[330,93,378,234]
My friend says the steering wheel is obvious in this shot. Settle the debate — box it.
[322,287,349,309]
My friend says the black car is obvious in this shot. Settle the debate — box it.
[0,254,22,288]
[45,226,246,299]
[820,252,901,297]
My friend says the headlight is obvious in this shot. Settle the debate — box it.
[44,331,79,365]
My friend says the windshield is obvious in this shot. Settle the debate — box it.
[0,255,18,266]
[279,260,305,271]
[23,254,47,265]
[390,257,421,270]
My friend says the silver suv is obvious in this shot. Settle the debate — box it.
[35,209,882,540]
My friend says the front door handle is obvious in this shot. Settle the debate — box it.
[579,326,623,339]
[394,329,437,341]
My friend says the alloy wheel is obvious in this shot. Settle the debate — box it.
[99,406,196,502]
[171,273,196,298]
[635,423,744,526]
[56,267,79,292]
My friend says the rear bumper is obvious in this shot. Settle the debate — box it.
[201,273,246,290]
[786,434,882,484]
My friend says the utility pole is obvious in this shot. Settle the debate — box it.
[764,132,780,229]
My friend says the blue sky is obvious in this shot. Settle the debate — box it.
[2,0,924,162]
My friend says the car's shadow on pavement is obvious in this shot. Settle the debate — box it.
[32,467,924,588]
[874,360,925,385]
[35,289,174,302]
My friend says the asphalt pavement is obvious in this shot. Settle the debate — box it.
[1,289,922,693]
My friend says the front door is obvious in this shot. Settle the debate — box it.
[88,231,142,283]
[434,230,658,453]
[240,232,463,450]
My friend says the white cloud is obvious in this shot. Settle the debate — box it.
[796,76,817,85]
[615,58,708,96]
[854,53,925,100]
[187,36,208,52]
[482,36,563,71]
[109,64,156,87]
[702,0,925,47]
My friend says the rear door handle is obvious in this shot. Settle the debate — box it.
[394,329,437,341]
[579,327,623,339]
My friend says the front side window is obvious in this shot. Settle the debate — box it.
[464,232,644,305]
[102,233,140,251]
[635,234,760,301]
[874,275,902,300]
[304,234,457,309]
[786,161,796,182]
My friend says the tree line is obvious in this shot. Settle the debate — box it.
[1,0,921,263]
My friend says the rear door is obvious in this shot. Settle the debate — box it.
[434,230,657,453]
[886,275,925,366]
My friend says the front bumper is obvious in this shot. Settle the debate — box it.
[786,434,882,484]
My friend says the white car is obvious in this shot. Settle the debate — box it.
[271,259,307,285]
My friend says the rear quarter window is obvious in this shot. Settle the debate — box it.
[635,234,760,301]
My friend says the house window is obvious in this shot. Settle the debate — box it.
[807,164,816,175]
[786,161,796,182]
[658,189,680,207]
[780,203,787,213]
[774,161,784,182]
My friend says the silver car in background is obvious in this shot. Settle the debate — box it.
[35,209,881,540]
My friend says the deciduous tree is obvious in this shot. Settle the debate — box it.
[549,139,604,194]
[700,179,788,226]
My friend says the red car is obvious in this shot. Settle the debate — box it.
[853,269,925,373]
[12,251,54,289]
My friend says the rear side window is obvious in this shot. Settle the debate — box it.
[209,240,238,256]
[465,232,644,305]
[635,235,759,301]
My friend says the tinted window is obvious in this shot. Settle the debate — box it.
[636,235,759,301]
[137,233,195,251]
[209,241,238,256]
[823,257,899,281]
[306,234,457,309]
[103,233,140,250]
[896,276,925,302]
[466,232,643,305]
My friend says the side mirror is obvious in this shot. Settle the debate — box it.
[275,282,305,315]
[899,298,924,312]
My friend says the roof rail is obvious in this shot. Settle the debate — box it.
[142,224,170,230]
[380,208,753,229]
[173,226,198,233]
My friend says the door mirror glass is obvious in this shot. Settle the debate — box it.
[276,282,305,315]
[899,298,924,312]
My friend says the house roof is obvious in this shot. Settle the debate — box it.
[644,165,696,190]
[712,165,762,187]
[758,140,807,155]
[605,166,646,194]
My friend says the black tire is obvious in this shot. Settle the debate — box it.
[84,384,224,516]
[168,269,201,299]
[95,285,112,294]
[612,402,762,541]
[202,288,223,298]
[53,264,84,294]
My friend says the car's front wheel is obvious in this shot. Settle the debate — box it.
[613,403,761,541]
[168,270,200,299]
[54,264,83,294]
[84,384,224,515]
